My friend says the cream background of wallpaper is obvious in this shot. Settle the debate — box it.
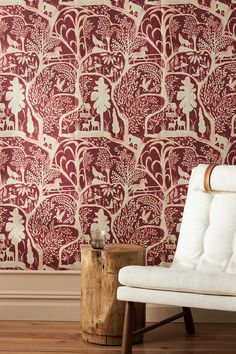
[1,271,236,323]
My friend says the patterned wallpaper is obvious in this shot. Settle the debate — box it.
[0,0,235,270]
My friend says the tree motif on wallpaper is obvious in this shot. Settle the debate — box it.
[91,77,111,131]
[5,208,25,263]
[177,76,197,131]
[0,0,235,270]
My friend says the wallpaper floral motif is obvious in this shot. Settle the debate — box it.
[0,0,235,270]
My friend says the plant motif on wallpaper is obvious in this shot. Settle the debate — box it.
[0,0,235,269]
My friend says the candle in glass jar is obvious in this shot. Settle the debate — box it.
[91,229,106,249]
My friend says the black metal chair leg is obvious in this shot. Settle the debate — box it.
[183,307,195,334]
[121,301,135,354]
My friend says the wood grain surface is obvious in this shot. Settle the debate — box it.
[81,244,145,345]
[0,321,235,353]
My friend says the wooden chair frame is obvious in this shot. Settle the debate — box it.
[121,302,194,354]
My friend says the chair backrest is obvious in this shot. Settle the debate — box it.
[172,164,236,274]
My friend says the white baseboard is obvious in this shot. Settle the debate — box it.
[0,271,81,321]
[146,304,236,324]
[0,271,235,323]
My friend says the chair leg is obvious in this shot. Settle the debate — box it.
[121,301,135,354]
[183,307,195,334]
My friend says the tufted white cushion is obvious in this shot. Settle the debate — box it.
[119,266,236,296]
[118,164,236,303]
[192,164,236,192]
[173,164,236,274]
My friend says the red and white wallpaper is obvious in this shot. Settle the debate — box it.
[0,0,235,270]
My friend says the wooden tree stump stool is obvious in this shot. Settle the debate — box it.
[81,244,145,345]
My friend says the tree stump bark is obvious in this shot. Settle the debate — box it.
[81,244,145,345]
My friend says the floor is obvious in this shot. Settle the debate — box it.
[0,321,235,353]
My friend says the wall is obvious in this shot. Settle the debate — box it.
[0,0,235,270]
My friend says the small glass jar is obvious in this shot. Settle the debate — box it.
[91,229,106,249]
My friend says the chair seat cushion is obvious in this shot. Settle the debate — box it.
[118,265,236,296]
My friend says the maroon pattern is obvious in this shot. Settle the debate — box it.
[0,0,235,269]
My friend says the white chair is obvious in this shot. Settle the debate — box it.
[117,164,236,354]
